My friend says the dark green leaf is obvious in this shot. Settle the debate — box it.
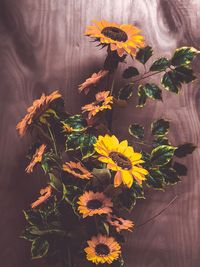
[153,136,169,147]
[151,145,176,166]
[151,119,170,136]
[129,123,144,139]
[49,173,62,191]
[160,167,180,185]
[31,238,49,259]
[123,66,139,78]
[174,143,196,158]
[21,228,38,241]
[63,184,82,204]
[118,84,133,100]
[137,85,147,107]
[146,169,164,189]
[171,47,199,66]
[150,57,170,71]
[174,66,196,83]
[142,83,162,100]
[173,162,188,176]
[63,114,87,132]
[161,70,181,93]
[23,210,43,226]
[131,181,144,198]
[136,46,153,64]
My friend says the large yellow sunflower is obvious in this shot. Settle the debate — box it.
[85,20,145,57]
[85,234,121,265]
[77,191,113,218]
[94,135,148,188]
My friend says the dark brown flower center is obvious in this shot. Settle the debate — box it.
[73,168,84,175]
[109,151,132,170]
[101,26,128,42]
[95,100,105,107]
[95,243,110,256]
[87,199,102,210]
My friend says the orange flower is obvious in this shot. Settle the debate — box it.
[16,90,62,137]
[63,161,93,179]
[77,191,113,218]
[82,91,113,119]
[107,214,134,232]
[25,144,46,173]
[31,185,52,208]
[85,20,145,57]
[79,70,108,94]
[85,234,121,264]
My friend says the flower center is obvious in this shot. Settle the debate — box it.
[95,243,110,256]
[95,100,105,107]
[109,151,132,170]
[73,168,84,175]
[101,26,128,42]
[87,199,103,210]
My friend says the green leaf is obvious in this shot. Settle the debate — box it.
[63,114,87,132]
[136,46,153,64]
[21,228,38,241]
[131,181,145,199]
[174,66,196,83]
[146,169,164,189]
[171,47,199,66]
[63,184,82,204]
[49,173,62,191]
[152,136,169,147]
[151,145,176,166]
[31,238,49,259]
[161,70,181,93]
[142,83,162,100]
[129,123,144,139]
[123,66,139,78]
[23,210,43,226]
[137,85,147,107]
[92,168,111,181]
[160,167,180,185]
[150,57,170,71]
[151,119,170,136]
[118,84,133,100]
[174,143,196,158]
[173,162,188,176]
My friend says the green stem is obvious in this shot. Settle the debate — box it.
[130,69,164,84]
[47,125,58,156]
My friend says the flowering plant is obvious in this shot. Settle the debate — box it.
[17,20,199,267]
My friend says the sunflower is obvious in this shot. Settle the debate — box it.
[82,91,113,119]
[94,135,148,188]
[79,70,108,94]
[16,90,62,137]
[85,234,121,265]
[62,161,93,180]
[77,191,113,218]
[85,20,145,57]
[107,214,134,232]
[25,144,46,173]
[31,185,52,208]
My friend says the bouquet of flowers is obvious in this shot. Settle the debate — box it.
[17,20,199,267]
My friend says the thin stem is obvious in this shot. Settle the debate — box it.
[47,125,58,156]
[133,140,151,148]
[135,196,178,229]
[130,70,164,84]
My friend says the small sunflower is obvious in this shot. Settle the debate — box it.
[16,90,62,137]
[31,185,52,208]
[79,70,108,94]
[26,144,46,173]
[107,214,134,232]
[62,161,93,180]
[77,191,113,218]
[85,20,145,57]
[85,234,121,265]
[82,91,113,119]
[94,134,148,188]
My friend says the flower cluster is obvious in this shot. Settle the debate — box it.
[17,20,198,267]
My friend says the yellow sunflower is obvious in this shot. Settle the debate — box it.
[94,135,148,188]
[62,161,93,180]
[85,20,145,57]
[31,185,52,208]
[25,144,46,173]
[82,91,113,119]
[77,191,113,218]
[16,90,62,137]
[107,214,134,232]
[85,234,121,265]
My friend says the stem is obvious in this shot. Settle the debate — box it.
[47,125,58,156]
[131,70,164,84]
[133,140,151,148]
[135,196,178,229]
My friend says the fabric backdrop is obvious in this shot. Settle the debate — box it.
[0,0,200,266]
